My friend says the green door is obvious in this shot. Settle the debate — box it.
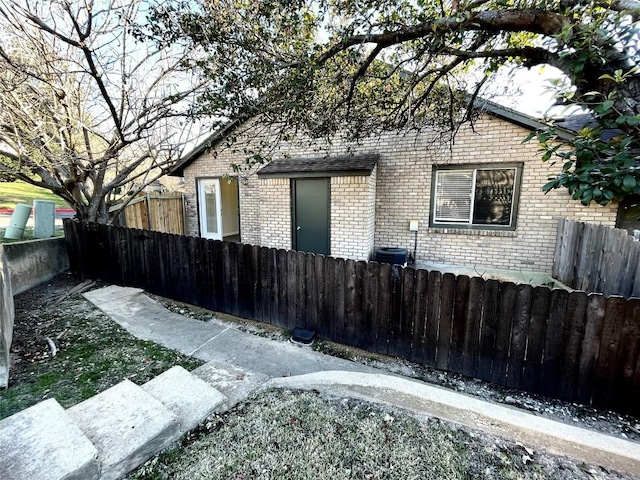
[293,178,330,255]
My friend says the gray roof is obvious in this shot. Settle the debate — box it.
[169,98,580,178]
[556,114,621,142]
[257,154,379,177]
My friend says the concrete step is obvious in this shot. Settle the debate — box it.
[0,398,99,480]
[141,366,226,431]
[67,379,180,480]
[192,359,270,408]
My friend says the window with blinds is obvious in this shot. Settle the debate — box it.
[432,165,520,229]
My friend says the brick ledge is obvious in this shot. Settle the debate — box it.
[427,228,518,237]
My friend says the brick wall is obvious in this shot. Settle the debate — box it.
[258,177,290,249]
[181,114,617,273]
[330,172,376,260]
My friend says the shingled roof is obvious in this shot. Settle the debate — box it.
[257,154,379,177]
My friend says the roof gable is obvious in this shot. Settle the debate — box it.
[169,99,571,177]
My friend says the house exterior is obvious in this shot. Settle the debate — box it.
[171,102,618,274]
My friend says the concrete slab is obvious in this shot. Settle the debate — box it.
[192,360,270,407]
[68,380,180,480]
[192,328,379,378]
[141,366,226,431]
[0,245,14,387]
[84,285,380,378]
[83,286,228,356]
[267,371,640,476]
[0,398,99,480]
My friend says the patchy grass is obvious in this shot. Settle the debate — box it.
[129,389,631,480]
[0,180,69,209]
[0,274,203,419]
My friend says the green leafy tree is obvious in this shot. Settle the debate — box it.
[149,0,640,205]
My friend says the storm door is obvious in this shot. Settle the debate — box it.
[198,178,223,240]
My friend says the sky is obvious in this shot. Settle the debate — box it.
[480,65,577,119]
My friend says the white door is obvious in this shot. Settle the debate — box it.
[198,178,223,240]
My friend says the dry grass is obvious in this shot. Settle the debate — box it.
[129,389,634,480]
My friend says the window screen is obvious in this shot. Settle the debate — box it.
[434,170,473,223]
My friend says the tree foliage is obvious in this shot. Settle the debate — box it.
[149,0,640,205]
[0,0,214,222]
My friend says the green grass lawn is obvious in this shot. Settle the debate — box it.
[0,181,70,209]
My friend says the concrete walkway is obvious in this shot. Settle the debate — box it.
[83,285,379,378]
[1,284,640,479]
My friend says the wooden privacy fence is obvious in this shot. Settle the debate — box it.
[553,218,640,298]
[64,221,640,416]
[120,194,185,235]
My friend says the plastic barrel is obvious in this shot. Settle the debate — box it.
[33,200,56,238]
[4,204,32,240]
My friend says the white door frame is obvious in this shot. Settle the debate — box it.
[197,178,223,240]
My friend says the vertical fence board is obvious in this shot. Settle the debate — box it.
[312,255,325,335]
[210,241,224,313]
[436,273,455,371]
[576,294,606,404]
[631,255,640,298]
[286,250,298,329]
[296,252,307,329]
[333,258,346,345]
[462,277,484,378]
[575,225,592,291]
[238,244,255,319]
[258,247,270,324]
[267,248,279,325]
[101,225,119,285]
[506,285,533,389]
[275,249,288,328]
[424,271,442,368]
[375,263,392,355]
[592,297,627,408]
[558,291,588,400]
[521,286,551,392]
[62,221,79,277]
[344,259,357,347]
[540,289,569,398]
[386,265,404,357]
[569,222,585,288]
[363,262,378,351]
[410,269,429,365]
[196,238,210,311]
[171,234,186,302]
[353,261,367,349]
[221,242,233,315]
[477,279,499,382]
[552,218,566,281]
[613,299,640,413]
[395,267,415,359]
[449,275,470,374]
[185,235,198,305]
[323,257,335,338]
[491,282,516,386]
